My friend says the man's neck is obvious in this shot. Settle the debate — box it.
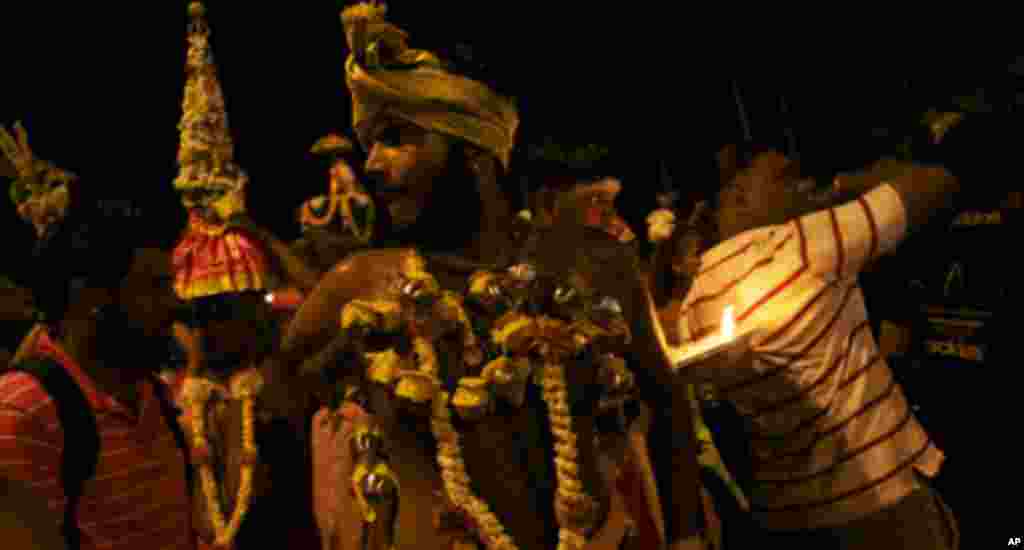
[381,213,477,258]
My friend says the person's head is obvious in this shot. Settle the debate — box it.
[363,116,454,230]
[32,206,182,350]
[341,3,518,254]
[189,290,276,370]
[713,143,809,241]
[362,120,510,247]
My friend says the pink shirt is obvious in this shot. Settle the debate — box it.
[677,184,944,530]
[0,332,195,550]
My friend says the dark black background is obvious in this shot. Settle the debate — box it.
[3,3,1020,546]
[5,4,1019,279]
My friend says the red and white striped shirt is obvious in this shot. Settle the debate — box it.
[0,331,195,550]
[676,184,944,530]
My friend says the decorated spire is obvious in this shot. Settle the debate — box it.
[174,1,244,193]
[171,2,273,301]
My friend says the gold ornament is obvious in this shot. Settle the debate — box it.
[452,377,492,420]
[365,349,403,385]
[481,356,531,408]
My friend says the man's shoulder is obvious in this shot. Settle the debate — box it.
[705,225,787,265]
[0,361,60,417]
[0,371,46,402]
[0,371,56,436]
[333,247,420,273]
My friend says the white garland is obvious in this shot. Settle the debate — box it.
[181,371,264,548]
[538,363,595,550]
[431,391,518,550]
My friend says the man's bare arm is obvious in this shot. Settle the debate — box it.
[0,476,66,550]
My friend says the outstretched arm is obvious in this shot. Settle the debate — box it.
[796,162,959,281]
[834,160,960,231]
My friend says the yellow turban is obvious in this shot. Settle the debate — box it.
[341,3,519,171]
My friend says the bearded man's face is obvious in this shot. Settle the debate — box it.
[363,118,451,231]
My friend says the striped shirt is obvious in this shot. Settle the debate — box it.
[0,331,194,550]
[676,184,944,530]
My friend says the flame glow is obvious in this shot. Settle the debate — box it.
[722,305,735,340]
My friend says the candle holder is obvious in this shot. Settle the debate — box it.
[665,329,753,371]
[652,305,754,371]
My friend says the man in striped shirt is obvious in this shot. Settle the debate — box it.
[664,145,960,549]
[0,207,195,550]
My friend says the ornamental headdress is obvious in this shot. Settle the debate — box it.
[301,133,376,245]
[341,2,519,171]
[172,2,275,301]
[173,1,247,218]
[1,122,76,236]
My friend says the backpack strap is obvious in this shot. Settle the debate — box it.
[147,373,194,495]
[10,357,99,550]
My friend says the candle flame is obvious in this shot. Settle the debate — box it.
[722,305,735,339]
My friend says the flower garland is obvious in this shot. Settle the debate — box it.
[538,362,593,550]
[430,390,518,550]
[345,254,610,549]
[181,370,264,548]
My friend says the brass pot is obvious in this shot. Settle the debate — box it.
[482,356,531,407]
[452,377,492,421]
[365,349,402,385]
[395,370,439,406]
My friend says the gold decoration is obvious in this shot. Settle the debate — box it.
[0,123,73,185]
[350,419,400,526]
[395,337,440,405]
[310,133,356,156]
[922,110,965,145]
[452,377,492,420]
[304,134,376,244]
[395,369,439,405]
[2,122,76,236]
[340,299,403,333]
[334,252,618,548]
[366,349,403,385]
[491,313,535,354]
[173,1,248,222]
[481,356,531,408]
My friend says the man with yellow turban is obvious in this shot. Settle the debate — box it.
[262,3,706,549]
